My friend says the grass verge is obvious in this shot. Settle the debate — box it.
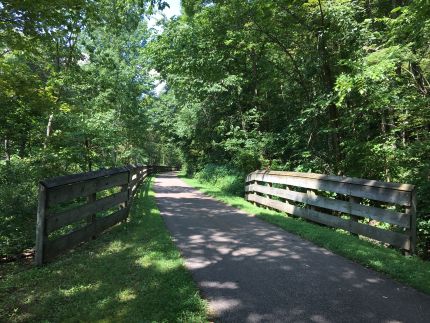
[181,175,430,295]
[0,178,208,322]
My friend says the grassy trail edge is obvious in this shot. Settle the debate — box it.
[0,177,208,322]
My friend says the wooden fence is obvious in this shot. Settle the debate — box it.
[245,170,416,254]
[35,165,177,265]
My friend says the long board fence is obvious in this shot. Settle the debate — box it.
[245,170,416,254]
[35,164,177,265]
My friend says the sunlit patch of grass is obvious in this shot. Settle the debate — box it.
[95,240,132,258]
[182,175,430,295]
[0,178,208,322]
[117,288,137,302]
[60,282,101,297]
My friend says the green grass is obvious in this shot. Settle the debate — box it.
[0,178,208,322]
[181,175,430,295]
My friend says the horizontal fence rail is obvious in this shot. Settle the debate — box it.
[35,165,178,265]
[245,170,416,254]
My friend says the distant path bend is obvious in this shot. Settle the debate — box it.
[154,172,430,323]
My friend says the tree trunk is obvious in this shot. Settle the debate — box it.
[56,40,61,71]
[85,138,92,171]
[19,136,26,158]
[365,0,372,17]
[4,139,10,164]
[381,110,387,134]
[44,114,54,149]
[410,61,429,96]
[317,0,341,169]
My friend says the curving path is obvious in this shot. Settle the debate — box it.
[154,172,430,323]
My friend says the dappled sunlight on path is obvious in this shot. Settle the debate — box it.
[155,172,430,323]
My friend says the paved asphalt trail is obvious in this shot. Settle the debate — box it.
[154,172,430,323]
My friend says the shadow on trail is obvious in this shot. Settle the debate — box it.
[155,172,430,323]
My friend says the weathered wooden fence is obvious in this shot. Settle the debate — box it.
[245,170,416,254]
[35,165,177,265]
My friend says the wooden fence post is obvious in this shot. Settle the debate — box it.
[284,185,291,207]
[122,167,131,222]
[87,193,97,238]
[307,189,317,211]
[252,180,257,206]
[406,189,417,255]
[349,196,360,237]
[266,182,272,209]
[35,183,47,266]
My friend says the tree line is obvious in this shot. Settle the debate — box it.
[1,0,429,259]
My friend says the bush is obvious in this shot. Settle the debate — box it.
[0,158,39,256]
[194,164,246,196]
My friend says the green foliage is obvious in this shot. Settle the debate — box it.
[150,0,430,258]
[194,164,246,196]
[0,179,208,322]
[2,0,430,259]
[0,159,38,255]
[0,0,180,255]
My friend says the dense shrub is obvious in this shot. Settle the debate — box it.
[194,164,246,196]
[0,158,39,256]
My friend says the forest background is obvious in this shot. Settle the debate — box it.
[1,0,430,258]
